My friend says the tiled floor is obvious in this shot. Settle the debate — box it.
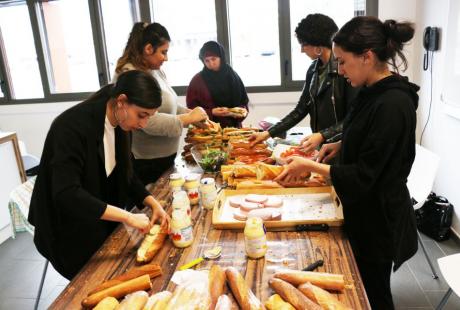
[0,232,459,310]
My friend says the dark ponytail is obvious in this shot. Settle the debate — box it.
[112,70,162,109]
[115,22,171,73]
[333,16,414,72]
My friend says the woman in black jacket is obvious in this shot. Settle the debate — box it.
[250,13,356,148]
[28,70,169,280]
[276,17,419,309]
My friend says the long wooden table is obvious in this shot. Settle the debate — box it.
[51,163,371,309]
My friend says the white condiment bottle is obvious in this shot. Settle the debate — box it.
[171,190,191,218]
[170,210,193,248]
[200,177,218,210]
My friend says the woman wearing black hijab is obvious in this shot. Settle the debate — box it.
[186,41,249,128]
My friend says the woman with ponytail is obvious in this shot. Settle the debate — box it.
[276,16,419,309]
[113,22,208,184]
[29,70,169,280]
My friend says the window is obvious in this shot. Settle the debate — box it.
[151,0,217,86]
[289,0,356,81]
[101,0,135,81]
[0,2,43,99]
[40,0,99,93]
[227,0,280,86]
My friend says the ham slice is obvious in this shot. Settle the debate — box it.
[263,197,283,208]
[240,201,263,212]
[245,194,268,204]
[247,208,282,221]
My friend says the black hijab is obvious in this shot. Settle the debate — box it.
[199,41,248,108]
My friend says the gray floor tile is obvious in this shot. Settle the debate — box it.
[0,297,35,310]
[425,290,460,310]
[436,238,460,256]
[392,263,432,308]
[0,233,32,261]
[38,285,67,310]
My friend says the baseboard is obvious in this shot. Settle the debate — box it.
[0,224,12,244]
[451,227,460,244]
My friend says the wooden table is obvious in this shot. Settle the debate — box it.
[51,162,371,309]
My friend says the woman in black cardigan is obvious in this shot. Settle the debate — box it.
[276,17,419,309]
[28,70,169,280]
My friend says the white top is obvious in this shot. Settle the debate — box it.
[103,115,116,176]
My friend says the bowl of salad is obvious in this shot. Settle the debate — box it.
[190,145,228,172]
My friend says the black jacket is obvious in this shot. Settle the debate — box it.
[268,56,357,140]
[330,75,419,270]
[28,88,149,279]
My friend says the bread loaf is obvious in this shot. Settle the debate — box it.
[81,274,152,308]
[225,267,264,310]
[268,278,321,310]
[142,291,172,310]
[264,294,295,310]
[255,163,284,180]
[209,265,227,310]
[273,270,345,291]
[117,291,149,310]
[93,296,119,310]
[298,282,351,310]
[236,180,283,190]
[137,225,168,263]
[233,165,257,178]
[88,264,162,295]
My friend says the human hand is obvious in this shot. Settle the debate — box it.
[248,131,270,147]
[317,141,341,163]
[212,107,229,117]
[125,213,151,234]
[150,204,170,231]
[274,156,314,184]
[188,107,208,123]
[300,133,324,153]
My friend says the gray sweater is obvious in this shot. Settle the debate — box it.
[113,65,188,159]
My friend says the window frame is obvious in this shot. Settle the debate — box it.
[0,0,378,105]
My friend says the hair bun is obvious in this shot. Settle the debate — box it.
[383,19,414,44]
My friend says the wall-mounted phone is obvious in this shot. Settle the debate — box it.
[423,26,440,70]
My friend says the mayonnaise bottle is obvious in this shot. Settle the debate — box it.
[171,191,191,218]
[200,177,218,210]
[170,210,193,248]
[244,217,267,259]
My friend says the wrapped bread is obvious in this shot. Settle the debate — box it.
[209,265,227,309]
[143,291,172,310]
[256,163,284,180]
[225,267,264,310]
[82,274,152,308]
[88,264,162,295]
[233,165,257,178]
[236,180,283,190]
[268,278,321,310]
[215,294,233,310]
[93,297,119,310]
[264,294,295,310]
[117,291,149,310]
[137,225,168,263]
[165,286,210,310]
[273,270,345,291]
[298,282,351,310]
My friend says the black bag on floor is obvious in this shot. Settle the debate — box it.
[414,192,453,241]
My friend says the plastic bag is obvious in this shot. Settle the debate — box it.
[414,192,453,241]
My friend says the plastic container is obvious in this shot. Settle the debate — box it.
[169,173,185,193]
[172,191,191,218]
[200,177,218,210]
[184,174,200,205]
[170,210,193,248]
[244,217,267,259]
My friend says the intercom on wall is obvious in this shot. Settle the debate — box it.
[423,26,440,71]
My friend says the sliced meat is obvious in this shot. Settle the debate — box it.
[233,209,248,221]
[245,194,268,204]
[228,196,243,208]
[240,201,263,212]
[247,208,282,221]
[263,196,283,208]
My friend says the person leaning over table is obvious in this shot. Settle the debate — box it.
[28,70,170,280]
[186,40,249,128]
[249,13,357,149]
[113,22,208,185]
[275,16,419,310]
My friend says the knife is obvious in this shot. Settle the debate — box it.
[302,259,324,271]
[295,224,329,232]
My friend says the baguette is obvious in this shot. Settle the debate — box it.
[88,264,162,295]
[273,270,345,291]
[268,278,321,310]
[117,291,149,310]
[236,180,283,190]
[225,267,264,310]
[298,282,351,310]
[209,265,227,310]
[255,163,284,180]
[215,294,233,310]
[233,165,257,178]
[143,291,172,310]
[264,294,295,310]
[82,274,152,308]
[137,225,168,263]
[93,297,119,310]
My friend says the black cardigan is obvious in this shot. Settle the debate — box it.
[28,88,149,279]
[330,75,419,270]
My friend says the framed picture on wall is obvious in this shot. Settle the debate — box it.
[442,0,460,120]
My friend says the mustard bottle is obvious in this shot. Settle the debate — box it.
[244,217,267,259]
[170,210,193,248]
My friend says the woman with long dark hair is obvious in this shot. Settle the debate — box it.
[29,70,169,280]
[276,16,419,309]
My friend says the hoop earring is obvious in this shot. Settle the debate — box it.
[315,48,322,56]
[114,104,128,124]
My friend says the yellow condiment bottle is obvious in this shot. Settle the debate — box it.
[169,173,185,193]
[170,210,193,248]
[244,217,267,259]
[184,174,200,205]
